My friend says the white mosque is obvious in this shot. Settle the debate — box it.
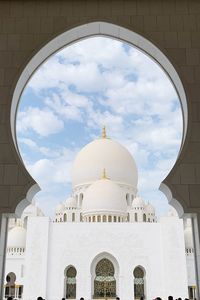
[4,129,196,300]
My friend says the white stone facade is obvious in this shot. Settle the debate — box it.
[4,133,197,300]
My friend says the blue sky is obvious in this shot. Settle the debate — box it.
[16,37,183,217]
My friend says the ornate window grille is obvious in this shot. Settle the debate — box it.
[94,259,116,298]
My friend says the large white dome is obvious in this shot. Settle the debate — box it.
[72,137,138,188]
[82,178,127,214]
[7,226,26,249]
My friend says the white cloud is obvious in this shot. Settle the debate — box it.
[17,107,64,136]
[26,147,79,189]
[18,137,61,158]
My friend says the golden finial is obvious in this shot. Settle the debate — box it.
[101,168,109,180]
[102,126,107,139]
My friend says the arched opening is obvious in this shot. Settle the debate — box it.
[64,266,77,299]
[4,272,23,299]
[72,213,75,222]
[11,21,188,217]
[94,258,116,299]
[143,214,146,222]
[64,213,67,222]
[135,213,138,222]
[13,23,185,221]
[91,252,119,300]
[133,266,145,300]
[7,20,200,300]
[79,193,84,207]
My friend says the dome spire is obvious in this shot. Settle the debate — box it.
[101,168,109,180]
[102,126,107,138]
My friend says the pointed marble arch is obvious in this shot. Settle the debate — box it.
[10,21,188,214]
[90,251,120,276]
[15,183,40,217]
[159,182,185,218]
[64,264,77,276]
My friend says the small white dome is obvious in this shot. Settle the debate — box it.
[72,137,138,188]
[65,197,77,208]
[146,202,155,214]
[132,196,145,209]
[56,202,65,213]
[184,227,193,249]
[82,178,127,214]
[7,226,26,249]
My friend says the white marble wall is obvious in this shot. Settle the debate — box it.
[20,217,189,300]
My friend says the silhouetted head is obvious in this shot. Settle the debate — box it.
[7,297,13,300]
[80,298,84,300]
[140,297,144,300]
[178,298,182,300]
[168,296,173,300]
[37,297,43,300]
[156,297,162,300]
[62,298,65,300]
[116,297,120,300]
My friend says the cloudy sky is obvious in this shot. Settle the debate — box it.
[16,37,183,217]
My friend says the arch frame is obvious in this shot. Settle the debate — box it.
[10,21,188,216]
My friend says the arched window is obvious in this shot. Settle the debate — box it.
[23,216,28,228]
[97,215,101,222]
[64,214,67,222]
[4,272,17,298]
[64,266,77,299]
[108,215,112,222]
[143,214,146,222]
[94,259,116,298]
[135,213,138,222]
[72,213,75,222]
[126,193,131,206]
[133,267,145,300]
[103,215,106,222]
[114,216,117,222]
[79,193,84,207]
